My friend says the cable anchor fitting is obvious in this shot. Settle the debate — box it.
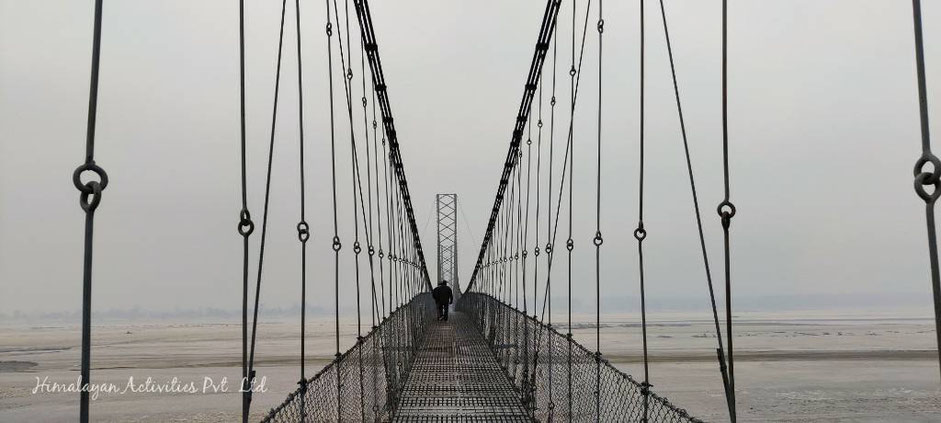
[717,200,737,229]
[914,152,941,203]
[640,381,653,396]
[332,236,342,252]
[633,223,646,241]
[238,209,254,236]
[73,161,109,213]
[296,221,310,242]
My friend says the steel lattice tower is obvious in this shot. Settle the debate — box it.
[436,194,459,297]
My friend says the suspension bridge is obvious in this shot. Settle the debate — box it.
[69,0,939,422]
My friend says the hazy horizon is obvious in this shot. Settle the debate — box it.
[1,291,935,324]
[2,0,940,316]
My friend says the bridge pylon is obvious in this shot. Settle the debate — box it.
[435,194,459,303]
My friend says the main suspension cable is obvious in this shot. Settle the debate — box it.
[465,0,562,292]
[354,0,433,289]
[530,0,591,362]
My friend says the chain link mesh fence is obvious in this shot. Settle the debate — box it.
[458,292,704,423]
[260,293,435,423]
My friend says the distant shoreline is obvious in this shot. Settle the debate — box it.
[4,349,937,375]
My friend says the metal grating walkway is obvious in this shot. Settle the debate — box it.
[392,312,531,422]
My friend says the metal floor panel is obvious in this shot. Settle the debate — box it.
[392,312,531,422]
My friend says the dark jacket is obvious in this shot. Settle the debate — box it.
[432,284,453,305]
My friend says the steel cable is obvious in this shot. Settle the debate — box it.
[909,0,941,383]
[293,0,310,418]
[236,0,254,419]
[657,0,734,419]
[593,0,604,420]
[718,1,738,420]
[73,1,107,421]
[636,0,651,421]
[245,1,289,419]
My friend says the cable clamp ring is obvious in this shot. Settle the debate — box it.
[593,231,604,246]
[296,221,310,242]
[238,209,255,236]
[915,172,941,203]
[325,22,332,36]
[597,19,604,33]
[78,180,103,213]
[717,200,736,228]
[73,161,109,193]
[368,246,375,256]
[717,200,736,219]
[915,152,941,183]
[566,239,574,251]
[914,152,941,203]
[633,226,646,241]
[353,242,362,254]
[332,236,342,252]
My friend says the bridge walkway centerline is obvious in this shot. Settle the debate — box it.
[391,311,531,422]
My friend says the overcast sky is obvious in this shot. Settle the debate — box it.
[1,0,940,317]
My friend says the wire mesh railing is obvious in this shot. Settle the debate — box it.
[458,292,704,423]
[261,293,435,423]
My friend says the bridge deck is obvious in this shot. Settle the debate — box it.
[392,311,531,422]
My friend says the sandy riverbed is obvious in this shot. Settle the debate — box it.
[1,311,939,422]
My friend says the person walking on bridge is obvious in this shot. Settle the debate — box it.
[432,280,453,321]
